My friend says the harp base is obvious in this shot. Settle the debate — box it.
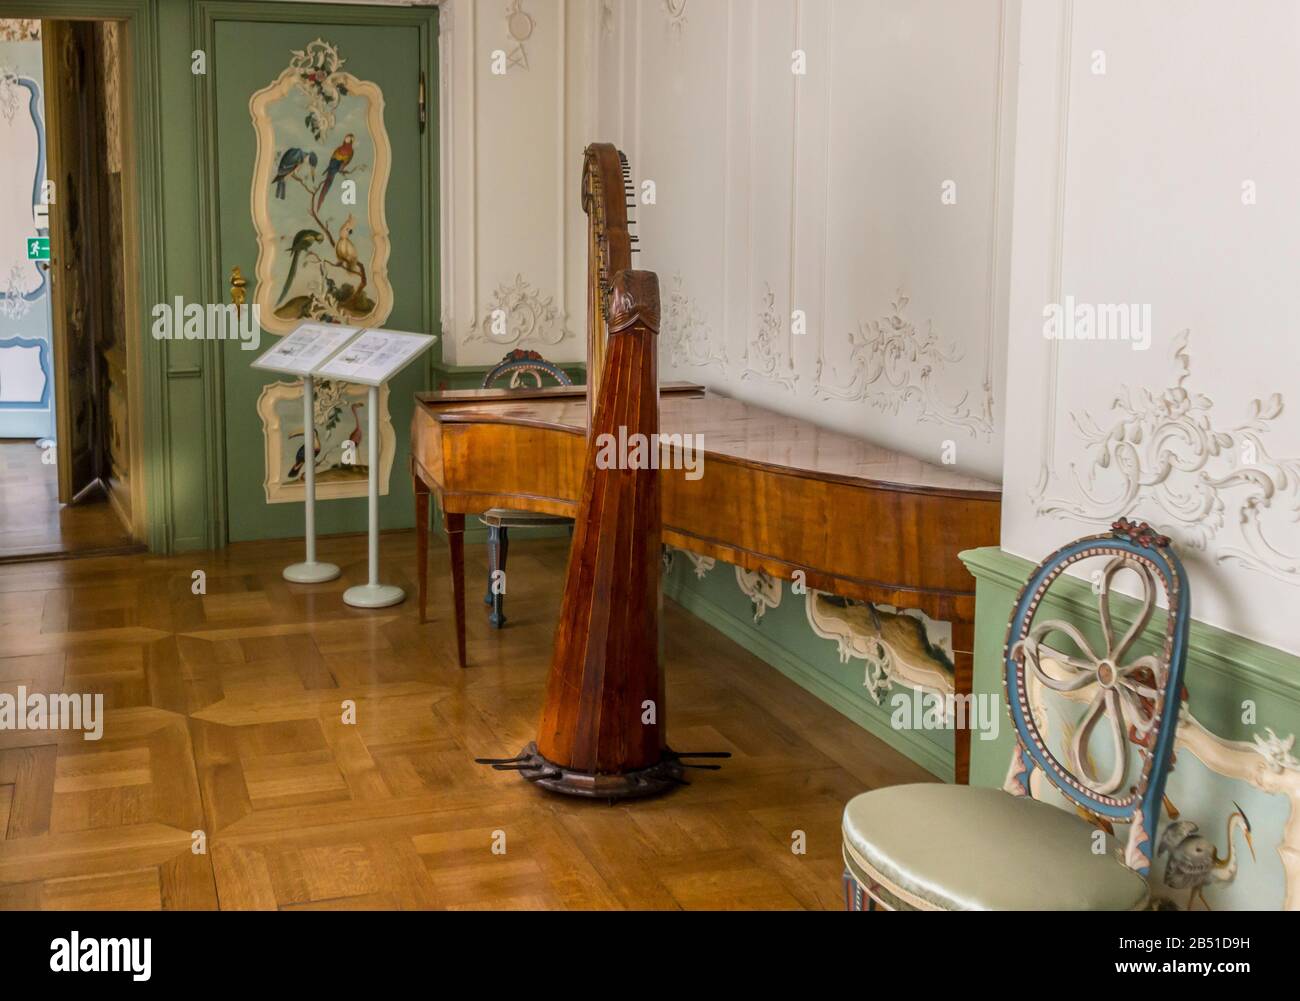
[480,742,686,801]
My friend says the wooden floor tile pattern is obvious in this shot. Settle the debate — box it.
[0,440,139,562]
[0,532,932,910]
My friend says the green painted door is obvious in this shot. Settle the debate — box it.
[210,9,435,543]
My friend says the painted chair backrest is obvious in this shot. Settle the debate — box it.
[481,349,573,390]
[1003,518,1191,875]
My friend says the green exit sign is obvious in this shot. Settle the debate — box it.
[26,237,50,261]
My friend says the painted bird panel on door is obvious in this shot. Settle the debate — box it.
[250,37,393,334]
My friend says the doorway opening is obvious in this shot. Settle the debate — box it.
[0,16,143,562]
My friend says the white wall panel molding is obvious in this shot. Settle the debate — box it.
[503,1,538,71]
[1027,0,1075,505]
[437,0,455,333]
[438,0,594,367]
[594,0,1013,479]
[661,0,689,37]
[465,271,574,347]
[740,284,797,393]
[1035,331,1300,586]
[663,272,727,372]
[815,290,993,438]
[999,0,1300,654]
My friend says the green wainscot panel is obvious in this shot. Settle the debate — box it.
[662,552,957,780]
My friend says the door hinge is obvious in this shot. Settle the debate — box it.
[418,71,427,133]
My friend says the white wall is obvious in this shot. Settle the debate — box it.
[438,0,598,367]
[593,0,1017,480]
[1001,0,1300,655]
[433,0,1300,653]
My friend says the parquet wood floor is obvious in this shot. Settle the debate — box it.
[0,531,932,910]
[0,441,139,562]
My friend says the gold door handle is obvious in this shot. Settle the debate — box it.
[229,266,248,309]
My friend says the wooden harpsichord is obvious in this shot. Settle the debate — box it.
[411,382,1001,781]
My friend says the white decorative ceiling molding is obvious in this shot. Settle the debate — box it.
[741,284,798,393]
[735,566,780,623]
[815,291,995,439]
[805,591,955,705]
[467,273,572,347]
[661,0,688,37]
[1035,331,1300,585]
[663,273,727,372]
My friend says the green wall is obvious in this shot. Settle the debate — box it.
[1,0,445,553]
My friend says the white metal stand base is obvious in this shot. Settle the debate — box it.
[285,561,341,584]
[342,583,405,608]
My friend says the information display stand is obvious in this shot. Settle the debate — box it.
[314,328,437,608]
[251,323,363,584]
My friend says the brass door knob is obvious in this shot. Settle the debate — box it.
[230,265,248,307]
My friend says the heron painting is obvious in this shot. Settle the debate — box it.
[1158,803,1256,911]
[255,378,395,504]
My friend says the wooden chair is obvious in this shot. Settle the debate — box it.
[841,519,1191,910]
[479,350,575,628]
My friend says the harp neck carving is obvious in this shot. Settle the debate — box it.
[608,270,660,335]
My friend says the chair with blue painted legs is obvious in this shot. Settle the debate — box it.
[483,522,510,628]
[842,519,1191,910]
[478,350,575,630]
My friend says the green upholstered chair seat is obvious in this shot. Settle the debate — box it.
[842,784,1149,911]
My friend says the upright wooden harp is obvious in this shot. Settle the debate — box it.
[477,145,725,798]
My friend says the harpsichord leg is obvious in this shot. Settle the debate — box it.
[414,471,430,625]
[952,619,975,785]
[445,511,467,668]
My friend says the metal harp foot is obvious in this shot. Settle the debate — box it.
[477,743,713,801]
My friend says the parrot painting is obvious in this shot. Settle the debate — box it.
[278,229,325,305]
[271,148,318,199]
[316,134,355,210]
